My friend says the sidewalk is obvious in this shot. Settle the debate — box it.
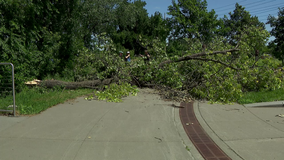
[194,101,284,160]
[0,89,200,160]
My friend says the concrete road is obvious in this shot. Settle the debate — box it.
[0,89,201,160]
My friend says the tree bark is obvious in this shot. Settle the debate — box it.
[39,78,119,89]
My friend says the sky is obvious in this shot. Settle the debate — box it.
[143,0,284,33]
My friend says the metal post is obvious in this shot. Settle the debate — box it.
[11,63,16,116]
[0,63,16,116]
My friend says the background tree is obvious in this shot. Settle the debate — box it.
[221,3,265,46]
[267,7,284,64]
[111,0,149,54]
[0,0,87,82]
[0,0,62,87]
[109,0,170,55]
[135,11,170,57]
[167,0,220,45]
[51,0,83,73]
[80,0,121,51]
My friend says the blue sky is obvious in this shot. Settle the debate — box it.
[143,0,284,32]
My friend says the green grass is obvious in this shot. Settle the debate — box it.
[0,87,93,115]
[237,56,284,104]
[238,88,284,104]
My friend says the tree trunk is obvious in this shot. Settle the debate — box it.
[39,78,119,89]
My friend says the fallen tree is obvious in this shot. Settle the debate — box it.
[43,78,119,89]
[26,78,119,89]
[41,25,281,103]
[25,48,240,91]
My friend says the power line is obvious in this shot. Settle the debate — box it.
[257,13,278,17]
[250,4,284,12]
[215,0,280,15]
[207,0,283,24]
[213,0,247,10]
[214,1,282,18]
[215,1,266,13]
[250,6,283,14]
[218,11,278,18]
[238,0,269,7]
[221,0,273,10]
[239,0,275,9]
[245,2,284,11]
[256,11,279,16]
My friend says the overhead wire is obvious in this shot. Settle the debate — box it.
[245,2,284,11]
[214,0,284,11]
[213,0,247,10]
[214,3,282,25]
[258,13,278,17]
[251,7,284,14]
[238,0,269,7]
[246,5,281,22]
[216,3,284,15]
[239,0,276,9]
[214,0,268,13]
[208,0,281,31]
[207,0,282,20]
[215,0,279,15]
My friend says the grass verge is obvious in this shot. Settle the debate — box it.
[238,88,284,104]
[0,87,93,115]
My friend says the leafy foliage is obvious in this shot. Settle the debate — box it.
[221,3,265,46]
[168,0,220,43]
[0,0,83,89]
[73,34,128,81]
[111,0,169,55]
[267,7,284,64]
[95,82,139,102]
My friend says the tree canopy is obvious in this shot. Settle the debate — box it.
[167,0,220,44]
[221,3,265,46]
[267,7,284,64]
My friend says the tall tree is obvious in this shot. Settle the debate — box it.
[48,0,84,74]
[267,7,284,64]
[110,0,169,55]
[0,0,86,82]
[222,3,265,46]
[0,0,62,83]
[167,0,220,44]
[80,0,121,50]
[112,0,148,54]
